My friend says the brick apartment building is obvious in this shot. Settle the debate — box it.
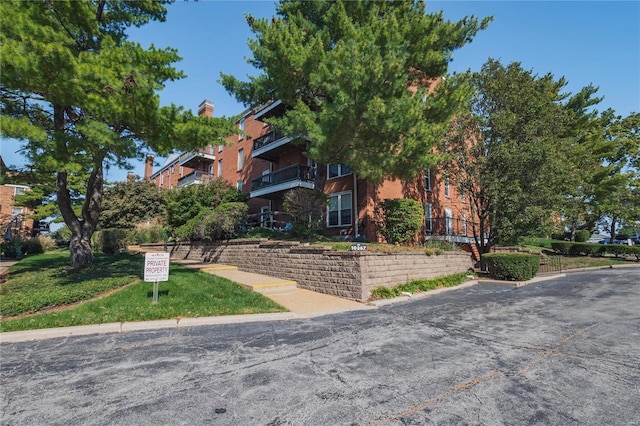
[146,100,477,256]
[0,156,35,241]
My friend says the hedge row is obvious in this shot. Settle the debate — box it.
[483,253,540,281]
[551,242,640,259]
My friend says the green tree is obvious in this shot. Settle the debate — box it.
[165,179,247,234]
[99,178,166,229]
[441,60,597,254]
[283,188,327,238]
[0,1,237,267]
[221,0,490,181]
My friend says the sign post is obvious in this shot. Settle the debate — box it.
[144,252,170,304]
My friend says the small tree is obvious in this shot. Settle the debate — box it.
[99,178,166,230]
[283,188,327,238]
[375,198,423,245]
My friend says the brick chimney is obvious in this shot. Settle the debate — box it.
[144,154,154,180]
[198,99,214,117]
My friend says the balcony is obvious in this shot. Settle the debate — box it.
[250,164,315,199]
[178,171,213,187]
[425,217,476,244]
[252,130,306,162]
[178,149,215,169]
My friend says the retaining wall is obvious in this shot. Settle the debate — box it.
[142,240,473,302]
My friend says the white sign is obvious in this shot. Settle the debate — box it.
[144,252,170,282]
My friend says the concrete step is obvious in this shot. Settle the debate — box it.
[201,268,298,292]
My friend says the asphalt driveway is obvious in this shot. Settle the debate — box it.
[1,267,639,425]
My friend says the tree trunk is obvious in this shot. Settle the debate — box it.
[70,233,94,267]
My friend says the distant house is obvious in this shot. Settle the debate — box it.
[0,156,35,241]
[146,100,479,259]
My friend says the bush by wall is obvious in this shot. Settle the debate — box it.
[99,228,127,254]
[376,198,423,244]
[575,230,591,242]
[483,253,540,281]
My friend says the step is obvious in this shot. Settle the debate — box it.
[201,268,298,292]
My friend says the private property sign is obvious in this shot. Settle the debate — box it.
[144,252,170,282]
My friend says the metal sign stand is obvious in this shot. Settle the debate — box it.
[153,280,159,304]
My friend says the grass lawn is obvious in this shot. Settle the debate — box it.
[0,252,286,333]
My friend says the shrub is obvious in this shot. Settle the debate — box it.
[126,223,166,244]
[375,198,423,244]
[483,253,540,281]
[550,242,572,255]
[99,228,127,254]
[370,272,469,299]
[424,240,457,251]
[190,202,249,241]
[569,242,601,256]
[21,237,45,255]
[283,188,327,239]
[244,227,287,240]
[599,243,635,258]
[575,230,591,242]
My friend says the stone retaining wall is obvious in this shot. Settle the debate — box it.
[142,240,473,302]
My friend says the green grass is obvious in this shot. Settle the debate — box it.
[370,272,471,299]
[0,252,286,332]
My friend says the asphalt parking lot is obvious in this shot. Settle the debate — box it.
[1,267,639,425]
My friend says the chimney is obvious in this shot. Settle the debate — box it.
[144,154,154,181]
[198,99,214,117]
[127,171,135,183]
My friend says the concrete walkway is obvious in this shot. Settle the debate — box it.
[170,259,374,317]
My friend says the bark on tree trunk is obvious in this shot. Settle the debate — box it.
[70,234,94,267]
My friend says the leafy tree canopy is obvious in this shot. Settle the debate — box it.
[221,0,491,181]
[99,178,166,229]
[0,1,237,266]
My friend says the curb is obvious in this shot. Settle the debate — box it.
[0,312,299,344]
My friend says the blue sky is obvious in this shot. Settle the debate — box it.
[2,1,639,183]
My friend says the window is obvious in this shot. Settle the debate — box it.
[236,179,243,191]
[425,203,433,232]
[208,164,213,175]
[238,118,245,140]
[160,174,164,185]
[327,164,351,179]
[11,207,23,217]
[327,192,352,227]
[424,169,432,192]
[260,206,270,227]
[218,144,224,152]
[462,213,468,235]
[460,187,466,203]
[217,159,223,177]
[179,166,184,176]
[445,208,453,235]
[237,148,244,171]
[444,175,450,197]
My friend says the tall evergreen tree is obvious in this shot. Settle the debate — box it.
[1,1,236,266]
[221,0,491,181]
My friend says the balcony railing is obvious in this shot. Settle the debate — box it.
[252,130,286,151]
[250,164,315,198]
[178,171,213,187]
[426,217,476,243]
[178,149,215,168]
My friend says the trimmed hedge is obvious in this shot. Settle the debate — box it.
[483,253,540,281]
[551,241,640,259]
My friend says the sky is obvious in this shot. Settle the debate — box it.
[2,0,639,184]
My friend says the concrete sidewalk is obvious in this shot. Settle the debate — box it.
[171,259,374,317]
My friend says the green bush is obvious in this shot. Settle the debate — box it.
[550,242,572,255]
[599,243,635,258]
[483,253,540,281]
[283,188,327,239]
[21,237,44,255]
[189,202,249,241]
[575,230,591,242]
[99,228,126,254]
[569,242,601,256]
[126,224,166,244]
[375,198,423,244]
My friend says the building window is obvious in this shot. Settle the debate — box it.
[236,179,243,191]
[260,206,270,227]
[11,207,23,217]
[327,191,352,227]
[462,213,468,235]
[425,203,433,232]
[13,186,27,196]
[424,169,432,192]
[444,175,450,198]
[237,148,244,171]
[217,159,223,177]
[180,166,184,176]
[327,164,351,179]
[160,174,164,185]
[238,118,245,140]
[445,208,453,235]
[460,187,466,203]
[218,144,224,152]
